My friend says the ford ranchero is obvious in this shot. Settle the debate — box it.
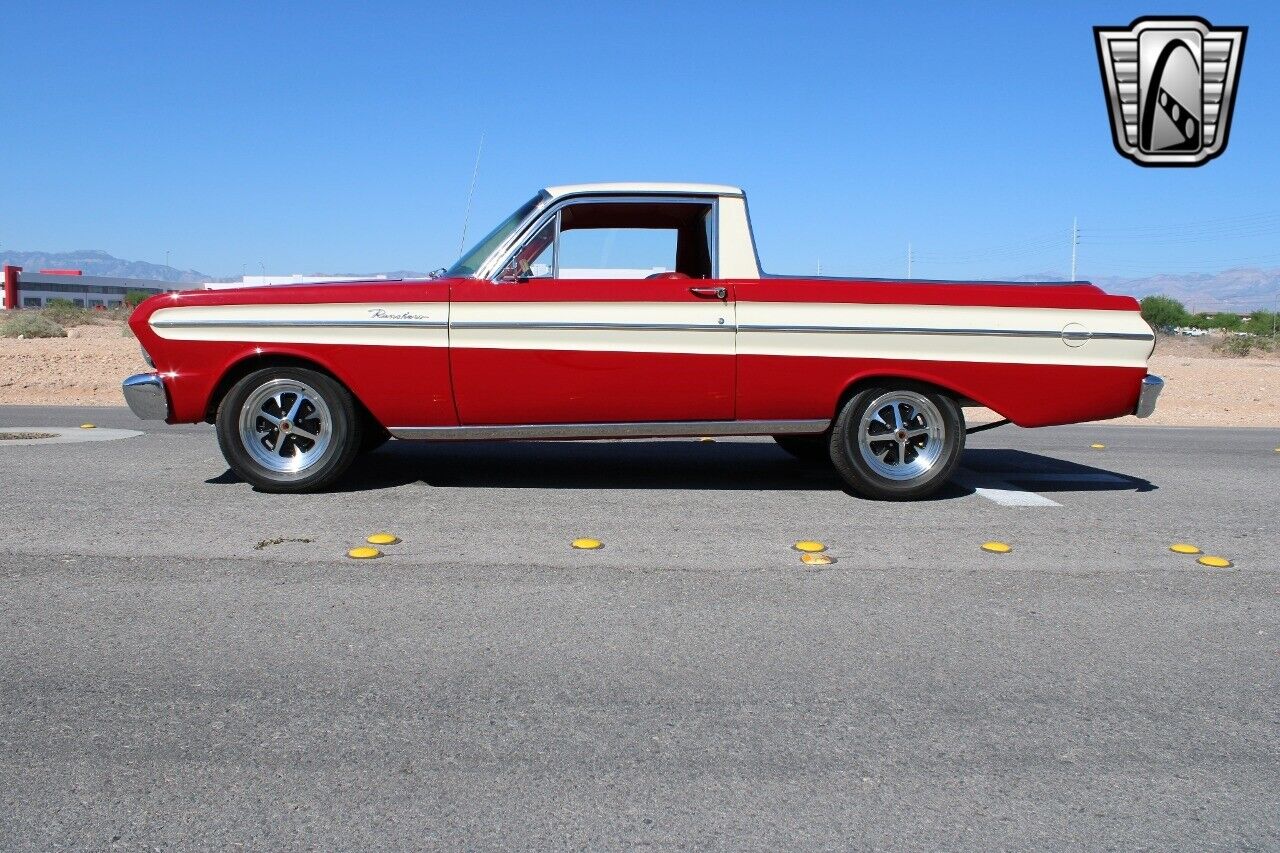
[123,183,1163,499]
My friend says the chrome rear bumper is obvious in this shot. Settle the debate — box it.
[122,373,170,420]
[1134,374,1164,418]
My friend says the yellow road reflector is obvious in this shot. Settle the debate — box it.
[699,437,715,442]
[572,538,603,550]
[347,546,381,559]
[981,541,1012,554]
[1197,555,1233,568]
[793,540,826,553]
[800,552,834,565]
[366,533,399,545]
[80,423,96,429]
[1169,543,1201,555]
[1090,443,1105,449]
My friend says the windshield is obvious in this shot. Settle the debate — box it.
[444,192,548,277]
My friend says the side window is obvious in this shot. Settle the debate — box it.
[498,218,556,281]
[558,228,677,279]
[495,200,716,282]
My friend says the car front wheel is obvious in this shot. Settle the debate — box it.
[215,367,363,492]
[829,383,964,500]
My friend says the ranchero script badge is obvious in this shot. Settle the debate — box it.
[1094,16,1246,167]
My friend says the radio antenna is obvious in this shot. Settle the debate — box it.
[458,132,485,256]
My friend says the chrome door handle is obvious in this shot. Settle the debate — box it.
[689,286,727,299]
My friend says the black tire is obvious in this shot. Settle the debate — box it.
[772,433,831,463]
[359,421,391,455]
[215,366,363,493]
[829,382,964,500]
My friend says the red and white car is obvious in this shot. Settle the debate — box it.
[124,183,1162,499]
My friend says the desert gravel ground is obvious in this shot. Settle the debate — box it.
[1,319,1277,426]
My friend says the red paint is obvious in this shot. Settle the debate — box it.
[38,268,82,275]
[451,348,734,424]
[736,354,1144,427]
[3,265,20,310]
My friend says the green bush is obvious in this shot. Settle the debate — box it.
[1243,310,1277,338]
[1207,311,1243,331]
[125,290,152,308]
[1212,335,1255,357]
[1139,295,1189,332]
[39,298,95,327]
[1,312,67,338]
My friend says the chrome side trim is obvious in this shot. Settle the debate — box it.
[1134,374,1164,418]
[388,419,830,441]
[150,318,448,330]
[121,372,170,420]
[738,324,1154,341]
[450,321,732,332]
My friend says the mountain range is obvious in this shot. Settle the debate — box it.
[2,249,1275,310]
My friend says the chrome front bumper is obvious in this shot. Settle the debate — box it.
[122,373,170,420]
[1134,374,1164,418]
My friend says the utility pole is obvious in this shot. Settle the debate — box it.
[165,250,170,269]
[907,243,912,279]
[1070,216,1079,281]
[816,255,821,276]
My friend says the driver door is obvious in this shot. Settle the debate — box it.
[449,197,736,425]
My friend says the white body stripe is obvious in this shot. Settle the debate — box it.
[449,301,735,356]
[149,299,1152,368]
[738,302,1152,367]
[150,302,450,347]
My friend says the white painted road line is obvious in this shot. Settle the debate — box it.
[953,470,1062,507]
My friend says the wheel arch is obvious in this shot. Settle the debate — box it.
[832,371,993,421]
[205,350,380,429]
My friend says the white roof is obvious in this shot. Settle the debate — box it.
[543,182,744,199]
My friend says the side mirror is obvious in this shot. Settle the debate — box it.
[497,261,529,284]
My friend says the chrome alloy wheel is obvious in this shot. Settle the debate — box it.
[853,390,946,481]
[237,379,333,474]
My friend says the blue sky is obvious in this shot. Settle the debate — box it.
[2,1,1276,281]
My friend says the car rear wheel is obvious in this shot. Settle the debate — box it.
[829,383,964,500]
[216,367,363,492]
[772,433,830,463]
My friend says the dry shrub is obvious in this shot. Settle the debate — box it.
[1,313,67,338]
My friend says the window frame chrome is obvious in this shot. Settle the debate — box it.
[478,193,721,283]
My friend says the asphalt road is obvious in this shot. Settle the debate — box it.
[1,405,1276,850]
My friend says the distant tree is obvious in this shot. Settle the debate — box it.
[1139,295,1189,331]
[1207,311,1242,331]
[1243,309,1277,337]
[124,290,151,308]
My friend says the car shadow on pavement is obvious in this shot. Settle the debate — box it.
[206,441,1156,497]
[960,448,1158,494]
